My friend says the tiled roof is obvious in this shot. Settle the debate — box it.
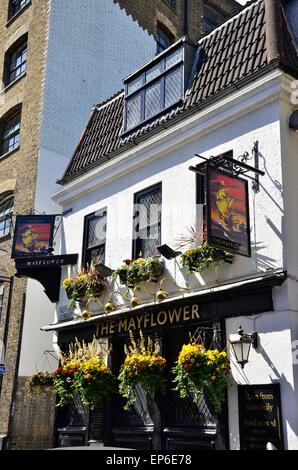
[59,0,298,185]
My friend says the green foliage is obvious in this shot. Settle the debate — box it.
[118,330,167,410]
[180,243,233,274]
[62,266,107,309]
[172,343,230,413]
[25,372,54,398]
[113,257,164,289]
[73,368,117,408]
[52,367,76,406]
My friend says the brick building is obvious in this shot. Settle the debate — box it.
[0,0,242,450]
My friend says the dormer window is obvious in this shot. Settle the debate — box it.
[123,38,196,135]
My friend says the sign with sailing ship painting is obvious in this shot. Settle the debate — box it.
[206,167,251,257]
[12,215,56,258]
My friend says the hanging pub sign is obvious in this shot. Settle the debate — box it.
[206,166,251,257]
[11,215,56,259]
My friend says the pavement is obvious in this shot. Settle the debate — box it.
[52,442,133,450]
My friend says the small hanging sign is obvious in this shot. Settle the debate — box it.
[11,215,56,259]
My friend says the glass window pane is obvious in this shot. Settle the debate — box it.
[135,187,161,258]
[126,93,141,130]
[165,48,183,69]
[165,67,182,108]
[87,213,107,249]
[0,196,13,237]
[145,82,161,120]
[127,74,144,95]
[2,113,21,155]
[146,62,162,83]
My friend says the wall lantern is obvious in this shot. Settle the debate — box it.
[289,110,298,131]
[229,326,258,369]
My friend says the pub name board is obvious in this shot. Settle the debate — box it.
[15,254,78,269]
[96,303,200,337]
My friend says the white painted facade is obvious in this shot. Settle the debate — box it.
[52,67,298,449]
[18,0,156,376]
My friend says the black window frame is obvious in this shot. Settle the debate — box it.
[82,209,107,269]
[8,0,30,20]
[0,284,4,322]
[123,44,184,134]
[0,194,14,239]
[202,5,224,34]
[0,110,21,157]
[156,24,174,54]
[133,183,162,259]
[5,37,28,86]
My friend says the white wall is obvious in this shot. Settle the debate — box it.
[58,99,284,295]
[52,69,298,448]
[18,0,156,376]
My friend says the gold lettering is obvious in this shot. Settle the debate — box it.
[109,320,116,335]
[168,308,182,323]
[137,315,143,329]
[118,318,128,333]
[191,304,200,320]
[101,322,109,336]
[157,311,167,326]
[150,313,157,327]
[143,314,150,328]
[183,305,190,321]
[128,317,136,330]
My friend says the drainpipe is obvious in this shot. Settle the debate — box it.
[264,0,285,63]
[183,0,188,36]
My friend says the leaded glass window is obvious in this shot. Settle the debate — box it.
[83,209,107,267]
[133,184,162,259]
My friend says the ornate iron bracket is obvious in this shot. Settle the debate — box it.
[191,142,264,192]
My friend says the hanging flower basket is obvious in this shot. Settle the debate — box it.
[53,337,116,408]
[113,257,164,289]
[180,243,234,274]
[62,265,108,309]
[25,372,54,398]
[118,330,166,410]
[172,343,230,413]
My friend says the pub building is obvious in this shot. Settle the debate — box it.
[41,0,298,450]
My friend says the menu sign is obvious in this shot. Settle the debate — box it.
[238,384,284,450]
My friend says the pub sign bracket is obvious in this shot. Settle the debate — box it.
[191,141,265,193]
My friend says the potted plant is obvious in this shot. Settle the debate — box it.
[180,243,233,274]
[25,371,54,398]
[172,342,230,413]
[53,337,116,408]
[113,257,164,289]
[62,265,108,309]
[118,330,166,410]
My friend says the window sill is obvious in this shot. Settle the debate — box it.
[2,72,26,94]
[6,1,32,27]
[0,146,20,162]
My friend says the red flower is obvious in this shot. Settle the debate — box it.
[184,363,191,370]
[123,259,132,266]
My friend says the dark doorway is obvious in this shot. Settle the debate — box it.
[105,321,227,450]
